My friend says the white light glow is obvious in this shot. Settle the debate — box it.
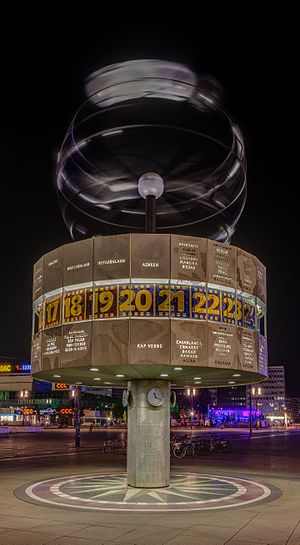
[138,172,164,199]
[102,129,123,137]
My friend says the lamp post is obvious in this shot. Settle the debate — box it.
[138,172,164,233]
[207,403,215,427]
[20,390,28,427]
[74,385,81,448]
[249,386,253,436]
[187,388,196,428]
[252,386,262,430]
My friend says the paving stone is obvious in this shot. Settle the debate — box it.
[0,530,60,545]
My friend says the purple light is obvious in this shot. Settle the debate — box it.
[211,407,262,418]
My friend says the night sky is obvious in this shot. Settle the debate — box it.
[0,18,297,393]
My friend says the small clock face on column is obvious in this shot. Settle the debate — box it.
[147,388,164,407]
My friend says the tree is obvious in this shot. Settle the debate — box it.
[112,397,124,420]
[197,389,214,415]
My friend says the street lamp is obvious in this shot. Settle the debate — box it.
[186,388,196,428]
[20,390,28,398]
[251,386,262,430]
[20,390,29,426]
[74,385,82,448]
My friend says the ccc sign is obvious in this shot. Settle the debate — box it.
[23,408,34,415]
[60,408,74,415]
[55,383,70,390]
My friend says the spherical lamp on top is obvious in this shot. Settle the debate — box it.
[138,172,164,233]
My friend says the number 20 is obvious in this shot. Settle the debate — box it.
[119,289,152,312]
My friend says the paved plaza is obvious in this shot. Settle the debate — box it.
[0,429,300,544]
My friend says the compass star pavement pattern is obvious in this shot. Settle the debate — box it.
[15,473,277,512]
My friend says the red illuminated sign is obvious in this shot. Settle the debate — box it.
[60,408,74,415]
[23,408,34,415]
[55,383,70,390]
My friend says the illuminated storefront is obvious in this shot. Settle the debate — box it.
[209,407,264,427]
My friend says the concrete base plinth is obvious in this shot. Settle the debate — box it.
[127,379,170,488]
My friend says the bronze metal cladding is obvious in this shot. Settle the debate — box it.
[237,327,258,372]
[61,322,93,368]
[92,320,129,366]
[171,235,207,282]
[255,258,267,303]
[31,333,42,374]
[171,320,207,367]
[33,257,44,301]
[129,319,170,365]
[207,240,237,288]
[207,322,237,370]
[258,332,268,376]
[131,234,170,279]
[237,248,257,295]
[94,234,130,281]
[43,246,63,294]
[63,238,94,286]
[42,326,62,371]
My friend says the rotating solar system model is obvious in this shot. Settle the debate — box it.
[31,60,267,488]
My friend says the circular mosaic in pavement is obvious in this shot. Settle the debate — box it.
[15,473,280,512]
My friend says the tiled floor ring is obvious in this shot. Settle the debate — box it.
[15,473,281,512]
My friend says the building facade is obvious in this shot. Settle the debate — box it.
[0,356,114,426]
[285,397,300,422]
[256,366,286,421]
[211,366,287,426]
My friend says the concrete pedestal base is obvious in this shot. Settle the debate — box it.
[127,379,170,488]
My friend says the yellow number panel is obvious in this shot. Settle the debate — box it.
[38,302,44,331]
[243,299,256,330]
[44,294,62,329]
[207,288,221,322]
[192,286,207,320]
[236,295,243,326]
[222,291,235,324]
[170,284,190,318]
[63,289,86,323]
[131,284,154,317]
[94,285,118,319]
[156,284,170,317]
[38,282,260,331]
[119,284,135,317]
